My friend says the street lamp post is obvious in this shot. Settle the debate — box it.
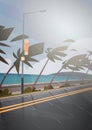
[21,39,29,94]
[21,9,46,94]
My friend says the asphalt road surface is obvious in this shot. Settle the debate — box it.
[0,85,92,130]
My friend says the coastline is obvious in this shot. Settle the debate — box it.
[1,79,92,94]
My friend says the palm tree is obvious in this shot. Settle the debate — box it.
[81,51,92,82]
[49,54,87,86]
[0,43,44,87]
[85,62,92,75]
[0,25,13,64]
[32,46,68,88]
[64,54,87,84]
[82,62,92,81]
[65,65,85,85]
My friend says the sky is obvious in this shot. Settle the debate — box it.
[0,0,92,74]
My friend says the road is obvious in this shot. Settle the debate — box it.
[0,85,92,130]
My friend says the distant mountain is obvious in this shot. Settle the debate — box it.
[49,72,92,78]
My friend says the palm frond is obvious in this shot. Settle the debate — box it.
[68,66,80,71]
[70,49,77,51]
[17,48,21,57]
[81,58,90,65]
[13,52,18,59]
[11,34,29,42]
[47,54,55,62]
[52,46,68,52]
[0,27,14,41]
[47,48,52,52]
[88,63,92,70]
[0,42,10,47]
[24,61,33,68]
[0,49,6,54]
[0,56,8,64]
[87,50,92,55]
[45,48,52,53]
[67,54,86,65]
[28,42,44,56]
[52,55,61,61]
[25,56,38,62]
[14,60,20,73]
[47,46,67,62]
[78,66,85,70]
[62,54,87,71]
[53,51,67,57]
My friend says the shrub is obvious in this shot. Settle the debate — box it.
[24,87,32,93]
[0,89,2,93]
[31,87,36,92]
[24,87,40,93]
[60,83,71,88]
[44,85,53,90]
[0,89,11,97]
[0,90,3,96]
[3,89,9,95]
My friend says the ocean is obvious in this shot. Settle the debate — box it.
[0,73,81,85]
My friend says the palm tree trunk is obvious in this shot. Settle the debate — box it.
[81,69,89,83]
[32,59,49,89]
[49,68,63,86]
[0,65,14,88]
[65,70,74,85]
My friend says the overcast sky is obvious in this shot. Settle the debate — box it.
[0,0,92,74]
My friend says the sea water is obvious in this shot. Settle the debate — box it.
[0,73,80,85]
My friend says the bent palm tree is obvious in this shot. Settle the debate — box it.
[32,46,68,88]
[0,43,44,87]
[81,51,92,82]
[64,54,87,84]
[81,62,92,83]
[0,25,13,64]
[49,54,87,85]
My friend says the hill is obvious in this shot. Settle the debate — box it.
[49,72,92,78]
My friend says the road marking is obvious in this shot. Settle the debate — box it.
[0,87,92,114]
